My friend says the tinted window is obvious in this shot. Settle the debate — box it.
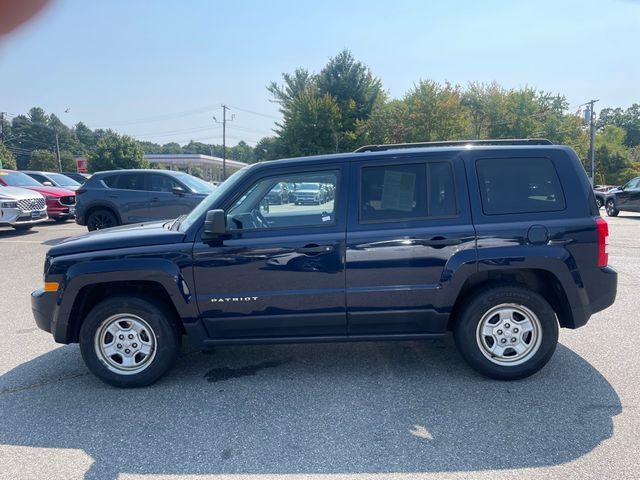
[476,157,565,215]
[0,171,42,187]
[149,174,181,192]
[28,173,49,184]
[102,175,119,188]
[114,173,146,191]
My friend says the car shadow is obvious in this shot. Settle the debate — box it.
[0,227,38,238]
[41,236,72,246]
[0,338,621,479]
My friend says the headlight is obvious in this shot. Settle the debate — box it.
[1,201,18,208]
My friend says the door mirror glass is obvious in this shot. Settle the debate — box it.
[172,186,186,196]
[202,209,226,241]
[42,181,53,187]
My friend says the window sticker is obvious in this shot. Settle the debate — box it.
[381,170,416,212]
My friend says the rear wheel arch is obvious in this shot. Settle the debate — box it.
[85,204,122,225]
[448,268,573,330]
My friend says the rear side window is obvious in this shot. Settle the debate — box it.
[360,162,456,223]
[476,157,566,215]
[105,173,146,191]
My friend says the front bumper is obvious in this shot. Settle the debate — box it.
[47,203,75,220]
[31,288,56,334]
[0,207,48,226]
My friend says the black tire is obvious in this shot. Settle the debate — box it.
[87,208,119,231]
[12,224,33,231]
[596,197,604,209]
[453,285,559,380]
[79,296,181,388]
[605,199,619,217]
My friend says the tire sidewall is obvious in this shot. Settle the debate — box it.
[87,209,117,231]
[79,296,180,388]
[454,286,559,380]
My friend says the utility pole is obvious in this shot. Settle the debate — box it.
[55,131,62,173]
[586,99,599,186]
[0,112,4,143]
[213,105,234,181]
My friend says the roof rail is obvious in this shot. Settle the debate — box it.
[353,138,553,153]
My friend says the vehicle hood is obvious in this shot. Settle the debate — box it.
[296,188,320,194]
[0,186,45,201]
[19,185,76,197]
[606,187,623,196]
[48,221,186,257]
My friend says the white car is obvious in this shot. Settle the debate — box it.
[0,186,48,231]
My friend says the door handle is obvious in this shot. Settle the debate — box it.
[415,237,462,247]
[150,197,160,202]
[295,244,334,254]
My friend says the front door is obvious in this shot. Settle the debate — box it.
[346,157,476,334]
[192,165,348,339]
[146,173,203,220]
[616,178,640,212]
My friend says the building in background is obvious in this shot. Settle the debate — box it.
[144,154,247,182]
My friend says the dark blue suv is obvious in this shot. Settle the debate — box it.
[31,140,617,387]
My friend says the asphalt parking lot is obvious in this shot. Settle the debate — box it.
[0,215,638,480]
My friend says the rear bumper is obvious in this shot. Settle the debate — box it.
[571,266,617,329]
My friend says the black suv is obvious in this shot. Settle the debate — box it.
[31,140,617,387]
[604,176,640,216]
[74,169,215,230]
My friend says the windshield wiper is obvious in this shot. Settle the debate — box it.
[170,214,188,231]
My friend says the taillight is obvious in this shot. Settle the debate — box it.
[596,217,609,267]
[76,188,86,195]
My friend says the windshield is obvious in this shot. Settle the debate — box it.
[47,173,80,186]
[175,173,215,194]
[0,171,42,187]
[178,167,249,232]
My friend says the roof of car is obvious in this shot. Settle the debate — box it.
[91,169,189,177]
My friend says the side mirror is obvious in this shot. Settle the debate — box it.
[201,209,227,241]
[172,186,186,196]
[42,181,53,187]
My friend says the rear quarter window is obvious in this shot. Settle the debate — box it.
[476,157,566,215]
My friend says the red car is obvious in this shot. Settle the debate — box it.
[0,169,76,221]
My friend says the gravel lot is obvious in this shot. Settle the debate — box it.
[0,215,638,480]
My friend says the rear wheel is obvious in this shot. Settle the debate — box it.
[605,199,619,217]
[87,209,118,231]
[454,285,558,380]
[79,296,181,387]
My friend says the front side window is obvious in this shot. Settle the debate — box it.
[476,157,566,215]
[227,170,339,231]
[149,174,180,193]
[359,162,456,223]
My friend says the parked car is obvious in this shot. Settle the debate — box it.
[593,185,617,209]
[0,170,76,222]
[604,176,640,216]
[0,186,48,230]
[62,172,91,184]
[21,171,82,191]
[74,169,215,231]
[265,182,290,204]
[293,182,326,205]
[31,139,617,387]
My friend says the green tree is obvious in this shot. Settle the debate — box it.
[88,133,148,172]
[29,149,59,171]
[276,88,342,157]
[0,141,17,169]
[228,140,256,163]
[595,125,633,185]
[254,136,280,161]
[598,104,640,147]
[355,98,409,145]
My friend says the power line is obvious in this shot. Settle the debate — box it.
[227,105,280,120]
[97,103,222,128]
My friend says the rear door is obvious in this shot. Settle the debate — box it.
[104,173,150,223]
[346,156,476,334]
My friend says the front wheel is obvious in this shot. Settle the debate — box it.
[596,197,604,209]
[454,285,558,380]
[79,296,181,387]
[605,199,619,217]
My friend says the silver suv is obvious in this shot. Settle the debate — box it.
[0,186,48,230]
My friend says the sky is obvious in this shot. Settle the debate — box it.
[0,0,638,147]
